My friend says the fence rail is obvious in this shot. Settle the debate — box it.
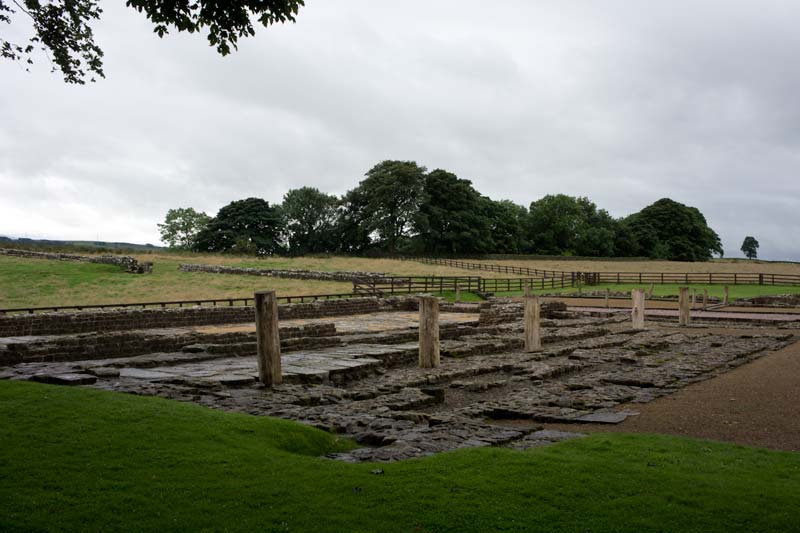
[399,256,800,287]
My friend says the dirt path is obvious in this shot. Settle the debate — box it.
[546,338,800,452]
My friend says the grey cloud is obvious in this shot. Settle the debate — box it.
[1,0,799,259]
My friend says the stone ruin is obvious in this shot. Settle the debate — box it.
[0,296,796,461]
[0,248,153,274]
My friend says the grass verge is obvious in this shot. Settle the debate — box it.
[1,380,799,532]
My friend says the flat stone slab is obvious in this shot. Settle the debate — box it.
[30,373,97,386]
[574,411,634,424]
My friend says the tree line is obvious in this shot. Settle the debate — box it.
[158,160,724,261]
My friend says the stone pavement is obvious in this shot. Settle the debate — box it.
[4,307,794,462]
[569,306,800,323]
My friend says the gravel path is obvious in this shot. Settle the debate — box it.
[546,337,800,451]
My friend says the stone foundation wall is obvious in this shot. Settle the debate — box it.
[179,263,383,282]
[0,297,411,337]
[0,248,153,274]
[733,294,800,307]
[478,301,569,325]
[0,323,337,366]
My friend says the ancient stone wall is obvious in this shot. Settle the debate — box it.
[178,263,384,282]
[0,248,153,274]
[0,323,336,366]
[0,297,410,337]
[478,301,568,325]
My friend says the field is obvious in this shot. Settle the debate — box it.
[2,380,799,532]
[472,257,800,275]
[3,252,800,309]
[0,253,504,309]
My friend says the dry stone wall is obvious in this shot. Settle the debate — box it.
[179,263,384,282]
[0,248,152,274]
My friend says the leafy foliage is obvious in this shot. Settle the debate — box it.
[280,187,337,255]
[526,195,618,257]
[623,198,723,261]
[193,197,283,255]
[157,207,210,249]
[167,161,723,260]
[358,160,427,253]
[0,0,303,83]
[741,236,759,260]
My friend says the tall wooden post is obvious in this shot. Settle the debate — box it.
[678,287,691,326]
[691,289,697,308]
[647,283,654,299]
[455,284,461,303]
[604,288,610,309]
[419,296,440,368]
[702,289,708,311]
[631,289,645,330]
[524,291,542,352]
[255,290,282,386]
[723,286,729,306]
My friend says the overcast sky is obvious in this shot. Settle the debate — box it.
[2,1,799,260]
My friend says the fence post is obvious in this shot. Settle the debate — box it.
[631,289,645,330]
[255,290,282,386]
[678,287,691,326]
[524,284,542,352]
[455,284,461,303]
[605,288,610,309]
[702,289,708,311]
[691,289,697,308]
[419,296,440,368]
[723,286,729,306]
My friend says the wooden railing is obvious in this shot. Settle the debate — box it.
[397,256,800,287]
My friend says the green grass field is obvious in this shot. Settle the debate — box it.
[1,380,799,532]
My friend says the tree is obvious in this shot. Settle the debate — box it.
[414,169,493,255]
[280,187,338,255]
[1,0,304,84]
[741,236,759,260]
[484,199,528,254]
[357,160,426,253]
[193,197,283,255]
[157,207,210,249]
[332,187,373,254]
[525,195,616,256]
[624,198,723,261]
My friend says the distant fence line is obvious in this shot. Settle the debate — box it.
[398,256,800,287]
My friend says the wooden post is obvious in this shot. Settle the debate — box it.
[455,284,461,303]
[419,296,440,368]
[678,287,691,326]
[255,290,282,386]
[604,288,610,309]
[647,283,654,299]
[723,286,729,306]
[691,289,697,308]
[631,289,645,330]
[702,289,708,311]
[524,291,542,352]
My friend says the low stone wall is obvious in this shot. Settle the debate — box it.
[0,297,409,337]
[0,323,337,366]
[0,248,152,274]
[478,301,569,325]
[179,263,383,282]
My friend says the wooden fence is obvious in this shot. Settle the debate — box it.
[399,257,800,287]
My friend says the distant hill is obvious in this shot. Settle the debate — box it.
[0,236,163,253]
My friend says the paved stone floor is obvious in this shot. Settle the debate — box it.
[193,311,478,335]
[4,309,795,462]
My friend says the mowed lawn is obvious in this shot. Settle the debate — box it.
[0,253,509,309]
[1,380,799,532]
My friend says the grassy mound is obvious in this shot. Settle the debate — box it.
[1,380,798,531]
